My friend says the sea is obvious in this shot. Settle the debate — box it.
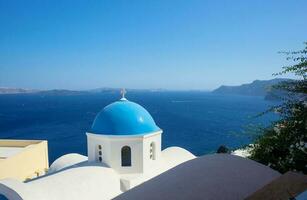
[0,91,278,163]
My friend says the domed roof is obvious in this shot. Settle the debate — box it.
[91,98,161,135]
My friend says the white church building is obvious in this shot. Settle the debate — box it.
[87,95,163,176]
[84,92,196,191]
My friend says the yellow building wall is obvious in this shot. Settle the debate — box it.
[0,140,49,181]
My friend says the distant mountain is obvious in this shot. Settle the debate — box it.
[88,87,122,93]
[0,87,39,94]
[0,87,165,95]
[0,88,89,95]
[1,80,291,97]
[88,87,169,93]
[37,89,90,96]
[212,78,290,97]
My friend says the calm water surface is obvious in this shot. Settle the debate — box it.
[0,91,277,162]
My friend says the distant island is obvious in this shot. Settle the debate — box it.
[212,78,290,100]
[0,87,167,95]
[0,87,39,94]
[0,78,290,100]
[0,87,115,95]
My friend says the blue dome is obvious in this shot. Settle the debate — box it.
[91,98,161,135]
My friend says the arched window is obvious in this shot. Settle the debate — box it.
[121,146,131,167]
[150,142,156,160]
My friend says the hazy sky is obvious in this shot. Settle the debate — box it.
[0,0,306,90]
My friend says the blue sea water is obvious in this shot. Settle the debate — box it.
[0,91,277,163]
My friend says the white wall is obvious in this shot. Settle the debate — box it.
[142,132,162,173]
[86,131,162,174]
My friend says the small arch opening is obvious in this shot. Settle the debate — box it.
[150,142,156,160]
[121,146,131,167]
[97,145,103,162]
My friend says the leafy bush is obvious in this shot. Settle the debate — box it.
[249,43,307,174]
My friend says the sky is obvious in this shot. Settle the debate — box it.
[0,0,306,91]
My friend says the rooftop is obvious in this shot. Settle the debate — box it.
[0,147,24,160]
[0,140,44,160]
[0,139,49,181]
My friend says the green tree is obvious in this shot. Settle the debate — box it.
[249,43,307,174]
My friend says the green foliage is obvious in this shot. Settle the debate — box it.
[249,42,307,174]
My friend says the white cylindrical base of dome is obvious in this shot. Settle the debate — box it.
[86,131,162,174]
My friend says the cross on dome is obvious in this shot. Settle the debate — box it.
[120,88,127,100]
